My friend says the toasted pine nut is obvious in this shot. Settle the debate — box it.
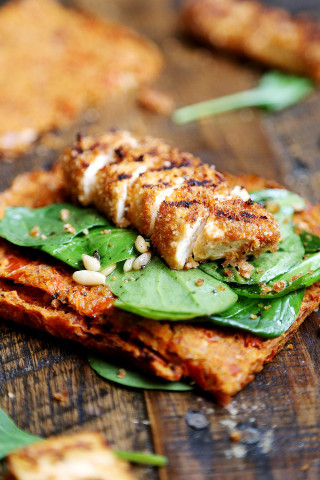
[135,235,148,253]
[123,257,135,273]
[133,252,151,271]
[60,208,70,222]
[100,263,116,277]
[82,254,101,272]
[72,270,106,286]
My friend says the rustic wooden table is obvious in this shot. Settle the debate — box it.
[0,1,320,479]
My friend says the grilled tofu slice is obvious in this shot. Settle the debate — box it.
[193,197,280,275]
[127,163,220,237]
[6,433,136,480]
[93,142,177,227]
[62,131,138,206]
[61,131,280,271]
[152,188,209,269]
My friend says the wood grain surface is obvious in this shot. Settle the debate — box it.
[0,1,320,479]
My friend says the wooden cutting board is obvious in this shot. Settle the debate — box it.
[0,1,320,479]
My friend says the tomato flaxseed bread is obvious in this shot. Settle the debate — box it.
[0,166,319,404]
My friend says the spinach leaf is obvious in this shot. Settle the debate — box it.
[88,355,193,391]
[234,252,320,298]
[0,409,41,459]
[250,189,306,216]
[300,231,320,254]
[0,204,109,246]
[209,289,305,338]
[173,71,314,124]
[42,227,137,270]
[107,257,237,320]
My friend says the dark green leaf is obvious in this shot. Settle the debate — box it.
[107,257,237,320]
[42,227,137,270]
[209,289,305,338]
[233,252,320,298]
[88,355,194,391]
[0,409,41,459]
[172,71,314,124]
[0,204,109,246]
[300,231,320,254]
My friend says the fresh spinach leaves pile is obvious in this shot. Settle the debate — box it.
[0,188,319,339]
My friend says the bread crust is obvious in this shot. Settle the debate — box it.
[0,168,319,404]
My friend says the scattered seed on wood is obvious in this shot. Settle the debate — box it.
[52,391,68,402]
[230,431,242,442]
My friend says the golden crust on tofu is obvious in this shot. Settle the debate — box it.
[0,168,319,403]
[6,433,136,480]
[127,163,221,237]
[0,0,162,157]
[61,131,280,270]
[193,197,280,267]
[61,131,139,206]
[182,0,320,80]
[152,188,209,270]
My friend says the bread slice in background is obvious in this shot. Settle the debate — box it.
[0,0,162,157]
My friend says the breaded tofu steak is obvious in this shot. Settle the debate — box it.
[0,0,162,157]
[62,131,280,270]
[181,0,320,80]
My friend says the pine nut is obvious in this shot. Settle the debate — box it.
[72,270,106,286]
[60,208,70,222]
[133,252,151,271]
[81,254,101,272]
[123,257,135,272]
[135,235,148,253]
[100,263,116,277]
